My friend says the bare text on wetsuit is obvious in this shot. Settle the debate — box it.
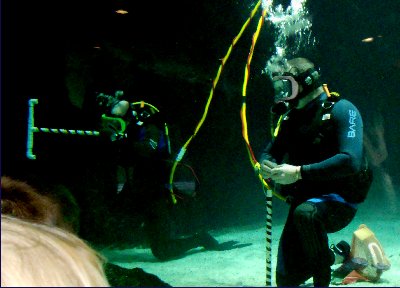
[348,110,357,138]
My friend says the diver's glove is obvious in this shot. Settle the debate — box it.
[270,164,302,185]
[259,159,277,179]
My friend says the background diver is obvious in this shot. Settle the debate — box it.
[96,90,245,261]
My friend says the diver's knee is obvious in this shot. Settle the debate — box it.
[151,246,171,261]
[150,241,173,261]
[293,202,317,225]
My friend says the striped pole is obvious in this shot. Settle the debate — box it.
[26,99,100,160]
[264,187,273,286]
[26,99,38,159]
[32,127,100,136]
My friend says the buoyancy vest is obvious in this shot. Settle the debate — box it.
[304,97,373,203]
[273,95,373,203]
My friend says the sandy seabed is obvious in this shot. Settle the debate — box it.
[102,201,400,287]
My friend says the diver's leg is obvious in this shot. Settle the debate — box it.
[276,206,313,286]
[149,233,212,261]
[293,201,356,286]
[145,198,218,261]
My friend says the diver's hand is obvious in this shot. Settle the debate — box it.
[270,164,301,185]
[259,160,278,179]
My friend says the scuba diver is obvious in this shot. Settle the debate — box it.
[258,58,372,286]
[96,91,223,261]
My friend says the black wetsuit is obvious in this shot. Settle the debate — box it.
[260,93,366,286]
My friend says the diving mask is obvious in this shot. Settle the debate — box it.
[271,74,299,103]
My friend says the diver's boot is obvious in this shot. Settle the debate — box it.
[330,240,350,265]
[331,240,354,279]
[196,231,220,250]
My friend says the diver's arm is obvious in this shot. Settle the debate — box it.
[301,99,364,181]
[259,138,286,179]
[259,142,277,163]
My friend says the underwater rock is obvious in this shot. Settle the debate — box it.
[105,263,171,287]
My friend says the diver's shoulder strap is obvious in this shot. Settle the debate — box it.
[315,96,338,127]
[272,91,340,139]
[305,95,339,143]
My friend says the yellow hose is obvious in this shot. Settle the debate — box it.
[168,1,263,204]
